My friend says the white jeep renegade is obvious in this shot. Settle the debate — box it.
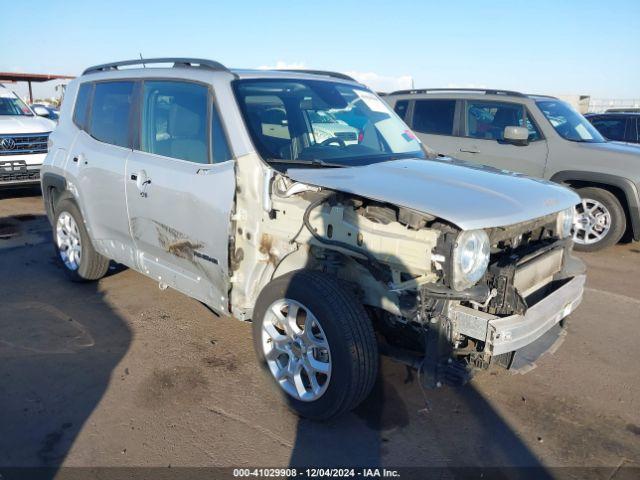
[41,58,585,420]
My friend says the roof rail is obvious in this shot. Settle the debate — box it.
[82,58,230,75]
[527,93,558,100]
[389,88,526,97]
[277,69,357,82]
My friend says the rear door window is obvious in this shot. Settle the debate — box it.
[412,99,456,135]
[88,81,134,148]
[141,80,209,164]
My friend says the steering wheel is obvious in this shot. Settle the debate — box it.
[319,136,346,147]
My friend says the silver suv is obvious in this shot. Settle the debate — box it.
[385,89,640,252]
[42,59,585,419]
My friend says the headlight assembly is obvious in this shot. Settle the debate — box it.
[452,229,490,291]
[557,207,575,238]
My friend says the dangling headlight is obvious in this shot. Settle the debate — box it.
[557,207,575,238]
[452,229,490,291]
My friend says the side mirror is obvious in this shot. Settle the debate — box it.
[32,106,50,118]
[502,126,529,146]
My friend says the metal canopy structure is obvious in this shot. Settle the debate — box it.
[0,72,75,103]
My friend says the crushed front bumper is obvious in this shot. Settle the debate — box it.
[450,274,585,356]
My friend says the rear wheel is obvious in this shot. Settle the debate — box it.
[572,187,626,252]
[53,198,110,281]
[253,270,378,420]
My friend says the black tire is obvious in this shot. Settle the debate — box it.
[252,270,378,420]
[53,198,110,281]
[573,187,626,252]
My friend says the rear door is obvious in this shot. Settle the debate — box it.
[65,80,136,265]
[125,79,235,312]
[454,100,548,177]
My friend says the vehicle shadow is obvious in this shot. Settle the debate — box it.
[288,360,548,474]
[283,199,550,475]
[0,214,132,475]
[0,185,42,200]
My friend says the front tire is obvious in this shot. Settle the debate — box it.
[572,187,626,252]
[252,270,378,420]
[53,198,110,281]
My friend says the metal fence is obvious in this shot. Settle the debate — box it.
[587,98,640,113]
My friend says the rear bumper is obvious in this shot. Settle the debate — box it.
[450,274,585,356]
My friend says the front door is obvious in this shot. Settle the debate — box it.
[125,80,235,312]
[454,100,549,177]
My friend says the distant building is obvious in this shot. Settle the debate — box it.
[554,95,592,114]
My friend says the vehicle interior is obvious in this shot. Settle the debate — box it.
[234,79,425,167]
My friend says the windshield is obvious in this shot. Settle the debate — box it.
[233,79,425,166]
[537,100,605,143]
[0,93,34,116]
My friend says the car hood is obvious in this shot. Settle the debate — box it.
[0,115,55,134]
[286,157,580,230]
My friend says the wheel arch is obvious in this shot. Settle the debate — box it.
[271,248,402,317]
[550,170,640,241]
[41,173,69,223]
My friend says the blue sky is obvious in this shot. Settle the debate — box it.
[2,0,639,100]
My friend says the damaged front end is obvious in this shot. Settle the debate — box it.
[414,215,586,388]
[229,154,585,390]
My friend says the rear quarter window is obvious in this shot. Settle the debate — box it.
[393,100,409,121]
[73,83,93,130]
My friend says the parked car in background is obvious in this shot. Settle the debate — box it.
[385,89,640,252]
[606,107,640,113]
[0,85,55,187]
[585,112,639,145]
[254,104,359,146]
[30,103,60,122]
[41,58,585,419]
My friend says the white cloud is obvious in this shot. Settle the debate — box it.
[346,71,413,93]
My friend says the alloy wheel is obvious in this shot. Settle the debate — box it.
[56,211,82,270]
[573,198,612,245]
[261,298,331,402]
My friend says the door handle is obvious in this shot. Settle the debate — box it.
[460,147,480,154]
[134,170,152,198]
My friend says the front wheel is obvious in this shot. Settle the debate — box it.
[252,270,378,420]
[572,187,626,252]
